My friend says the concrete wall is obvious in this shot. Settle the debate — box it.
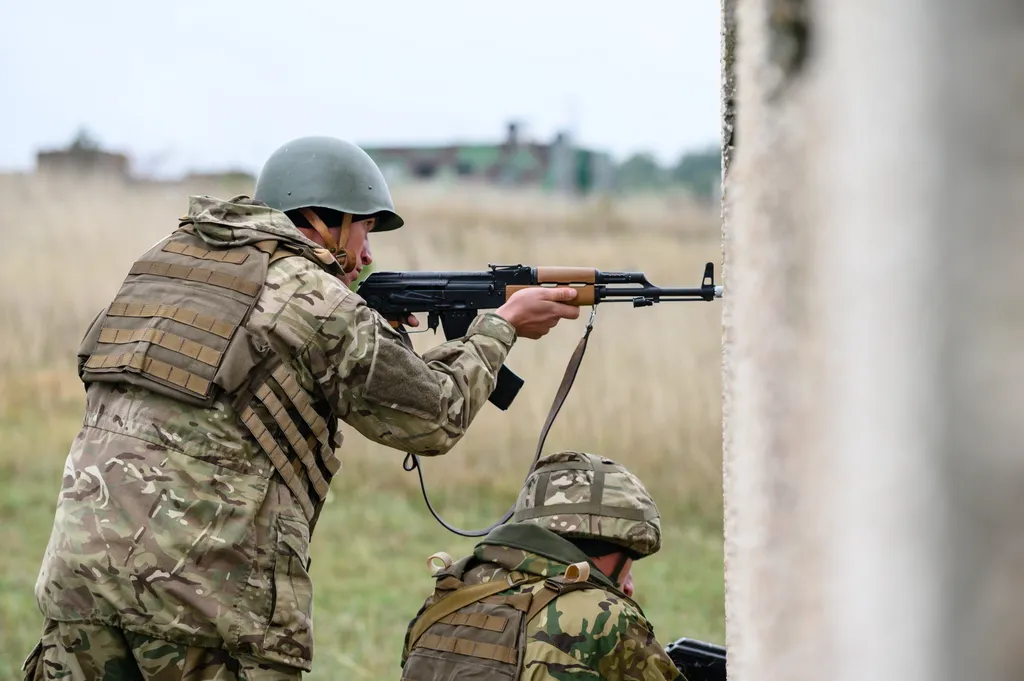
[721,1,1024,679]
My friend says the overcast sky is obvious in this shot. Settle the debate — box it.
[1,1,722,178]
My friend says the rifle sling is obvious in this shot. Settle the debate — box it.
[404,308,599,537]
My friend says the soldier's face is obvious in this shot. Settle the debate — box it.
[339,218,375,287]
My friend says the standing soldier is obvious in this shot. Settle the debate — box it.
[23,136,581,680]
[400,450,683,681]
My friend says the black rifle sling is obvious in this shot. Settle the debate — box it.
[403,308,598,537]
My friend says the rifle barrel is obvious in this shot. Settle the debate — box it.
[596,285,723,302]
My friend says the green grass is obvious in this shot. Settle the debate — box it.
[0,402,724,680]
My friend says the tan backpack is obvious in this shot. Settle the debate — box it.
[400,552,602,680]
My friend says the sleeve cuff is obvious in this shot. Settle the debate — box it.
[467,313,517,348]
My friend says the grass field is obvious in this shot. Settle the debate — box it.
[0,173,724,679]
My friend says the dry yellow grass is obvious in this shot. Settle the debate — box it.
[0,171,723,509]
[0,172,724,677]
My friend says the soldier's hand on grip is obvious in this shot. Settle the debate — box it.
[496,287,580,339]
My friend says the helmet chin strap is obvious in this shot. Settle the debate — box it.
[300,208,357,273]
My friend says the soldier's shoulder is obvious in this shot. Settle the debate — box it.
[529,584,651,647]
[526,586,679,680]
[262,256,364,317]
[549,584,648,624]
[254,255,384,355]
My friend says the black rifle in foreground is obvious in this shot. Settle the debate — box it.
[665,637,727,681]
[357,261,722,537]
[357,262,722,410]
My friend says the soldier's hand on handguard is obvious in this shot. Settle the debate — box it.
[496,287,580,339]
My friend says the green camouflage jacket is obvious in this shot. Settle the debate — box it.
[403,524,683,681]
[32,195,517,672]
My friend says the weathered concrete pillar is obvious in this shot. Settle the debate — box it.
[722,0,1024,679]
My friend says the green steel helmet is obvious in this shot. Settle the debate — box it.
[253,136,404,232]
[511,451,662,559]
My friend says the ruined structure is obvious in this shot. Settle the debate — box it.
[722,1,1024,680]
[362,121,614,195]
[35,130,131,179]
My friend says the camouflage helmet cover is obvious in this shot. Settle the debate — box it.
[511,451,662,558]
[253,135,404,232]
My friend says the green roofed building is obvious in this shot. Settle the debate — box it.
[361,122,613,195]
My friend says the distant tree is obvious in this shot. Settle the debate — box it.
[671,145,722,200]
[69,127,102,152]
[615,152,668,191]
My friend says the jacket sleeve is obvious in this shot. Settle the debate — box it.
[308,292,517,455]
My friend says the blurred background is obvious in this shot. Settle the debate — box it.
[0,1,725,677]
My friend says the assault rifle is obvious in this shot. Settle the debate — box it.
[665,637,727,681]
[356,261,722,537]
[357,262,722,410]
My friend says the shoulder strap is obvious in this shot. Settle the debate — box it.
[268,248,293,264]
[528,569,598,622]
[525,584,563,623]
[520,557,630,622]
[404,571,537,658]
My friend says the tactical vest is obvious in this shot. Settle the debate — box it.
[400,552,611,681]
[77,219,347,530]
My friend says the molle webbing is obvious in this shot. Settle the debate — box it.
[96,328,222,366]
[254,382,329,497]
[405,572,534,657]
[272,365,335,463]
[438,610,511,632]
[414,633,518,665]
[240,405,314,517]
[127,260,262,297]
[160,239,252,263]
[401,564,602,681]
[83,350,212,398]
[401,572,536,680]
[78,229,271,406]
[106,302,235,339]
[239,364,341,527]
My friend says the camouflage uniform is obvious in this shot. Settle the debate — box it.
[24,191,516,680]
[400,451,683,681]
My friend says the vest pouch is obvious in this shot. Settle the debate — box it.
[76,306,108,382]
[401,586,536,681]
[262,513,315,670]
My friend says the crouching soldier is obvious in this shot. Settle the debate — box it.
[399,450,683,680]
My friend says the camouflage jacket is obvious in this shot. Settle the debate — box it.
[402,524,683,681]
[33,195,517,671]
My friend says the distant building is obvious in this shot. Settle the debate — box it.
[362,122,613,195]
[35,129,131,179]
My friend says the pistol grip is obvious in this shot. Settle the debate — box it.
[489,365,524,411]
